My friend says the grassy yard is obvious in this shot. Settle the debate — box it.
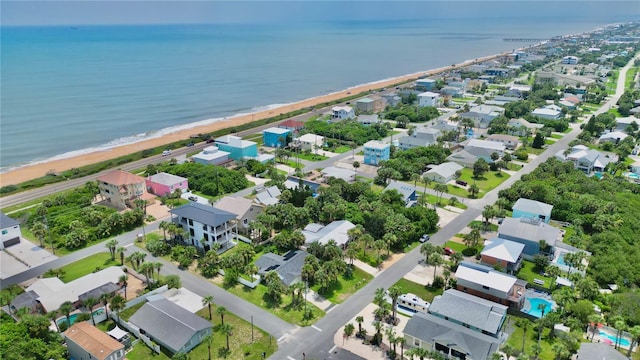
[454,168,511,198]
[417,192,468,210]
[505,316,556,360]
[444,241,467,253]
[46,252,119,283]
[293,152,328,161]
[544,139,555,145]
[550,133,563,139]
[242,133,264,145]
[311,266,373,303]
[516,260,552,289]
[334,145,351,153]
[220,282,325,326]
[625,67,638,91]
[524,146,545,155]
[391,278,443,303]
[126,342,171,360]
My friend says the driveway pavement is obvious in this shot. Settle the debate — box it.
[1,240,57,279]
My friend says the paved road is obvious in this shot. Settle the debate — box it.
[268,54,638,360]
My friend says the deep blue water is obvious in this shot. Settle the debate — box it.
[1,1,637,171]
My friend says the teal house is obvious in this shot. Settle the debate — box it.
[263,127,291,148]
[512,198,553,223]
[214,135,257,160]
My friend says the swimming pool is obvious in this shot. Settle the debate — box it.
[556,253,567,266]
[624,172,640,180]
[599,330,631,347]
[57,313,80,327]
[594,171,604,179]
[525,297,554,318]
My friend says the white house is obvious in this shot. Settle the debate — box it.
[598,131,629,144]
[486,134,520,150]
[422,162,463,184]
[531,107,562,120]
[301,220,356,248]
[169,202,237,252]
[191,146,231,165]
[398,127,442,150]
[464,139,505,158]
[294,133,324,151]
[1,213,21,249]
[561,56,579,64]
[418,92,440,107]
[331,106,355,120]
[615,116,639,132]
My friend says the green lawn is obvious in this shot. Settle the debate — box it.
[516,260,552,289]
[334,145,351,153]
[242,133,264,145]
[119,301,146,322]
[311,266,373,303]
[444,241,467,253]
[417,192,468,210]
[293,152,329,161]
[523,146,545,155]
[505,316,556,360]
[220,282,325,326]
[454,168,511,198]
[126,303,278,360]
[280,159,303,169]
[544,139,555,145]
[550,133,563,139]
[47,252,119,283]
[391,278,443,303]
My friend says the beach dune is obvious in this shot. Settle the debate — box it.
[0,51,509,186]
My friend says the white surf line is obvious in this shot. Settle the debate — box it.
[328,345,337,354]
[311,325,322,332]
[277,334,289,342]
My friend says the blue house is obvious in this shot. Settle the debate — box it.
[512,198,553,223]
[214,135,258,160]
[363,140,390,166]
[263,127,291,148]
[384,181,417,207]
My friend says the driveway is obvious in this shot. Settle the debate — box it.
[1,240,57,279]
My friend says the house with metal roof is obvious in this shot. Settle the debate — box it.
[615,116,639,132]
[512,198,553,223]
[455,262,526,310]
[301,220,356,248]
[0,213,21,249]
[403,289,507,360]
[331,106,355,120]
[129,298,212,354]
[363,140,390,166]
[255,249,309,286]
[169,202,237,252]
[321,166,355,183]
[64,322,125,360]
[255,186,282,206]
[213,196,263,234]
[480,238,525,274]
[263,127,292,148]
[497,217,562,260]
[423,162,463,184]
[398,127,442,150]
[146,172,189,197]
[384,181,417,207]
[191,146,231,166]
[531,106,562,120]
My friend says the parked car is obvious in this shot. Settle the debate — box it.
[162,150,172,156]
[206,138,215,143]
[186,142,195,147]
[188,196,198,201]
[444,247,455,256]
[455,180,468,186]
[419,234,430,243]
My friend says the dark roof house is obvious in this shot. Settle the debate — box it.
[255,250,309,286]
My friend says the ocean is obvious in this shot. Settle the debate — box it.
[1,1,637,171]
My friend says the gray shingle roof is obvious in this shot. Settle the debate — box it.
[403,311,501,360]
[146,172,187,186]
[170,202,236,228]
[255,186,281,206]
[10,290,38,312]
[129,298,212,353]
[498,217,561,246]
[428,289,507,334]
[0,213,19,228]
[78,283,120,303]
[425,162,463,179]
[255,250,309,286]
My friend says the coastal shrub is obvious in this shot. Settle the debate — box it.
[146,238,170,256]
[157,162,249,196]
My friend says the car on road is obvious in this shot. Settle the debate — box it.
[186,142,194,147]
[419,234,430,243]
[162,150,172,156]
[444,247,455,256]
[188,196,198,202]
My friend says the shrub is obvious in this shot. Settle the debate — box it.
[514,149,529,161]
[146,239,170,257]
[432,276,445,288]
[462,247,478,257]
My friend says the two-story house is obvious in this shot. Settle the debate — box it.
[398,127,442,150]
[497,217,562,260]
[403,289,507,360]
[64,322,125,360]
[455,262,526,310]
[512,198,553,223]
[418,92,440,107]
[213,196,263,235]
[96,170,147,209]
[486,134,520,150]
[480,238,525,274]
[331,106,355,120]
[363,140,390,166]
[294,133,324,151]
[214,135,258,160]
[1,213,21,249]
[262,127,291,148]
[169,202,237,252]
[146,172,188,197]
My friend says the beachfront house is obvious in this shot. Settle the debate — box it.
[497,217,562,260]
[403,289,507,360]
[64,322,125,360]
[398,127,442,150]
[301,220,356,248]
[363,140,390,166]
[146,172,188,197]
[418,92,440,107]
[278,119,304,132]
[480,238,525,274]
[415,78,436,91]
[214,135,258,160]
[96,170,147,210]
[357,114,381,126]
[355,97,384,113]
[381,93,402,107]
[255,250,309,286]
[169,202,237,252]
[191,146,231,166]
[213,196,263,235]
[294,133,324,151]
[512,198,553,223]
[0,213,21,250]
[384,181,417,207]
[331,106,355,120]
[129,298,213,355]
[455,262,526,310]
[422,162,463,184]
[263,127,291,148]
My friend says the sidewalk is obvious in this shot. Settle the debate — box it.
[353,259,381,277]
[305,289,332,311]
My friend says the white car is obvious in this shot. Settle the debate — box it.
[162,150,172,156]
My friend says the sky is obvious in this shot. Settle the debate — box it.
[1,1,638,26]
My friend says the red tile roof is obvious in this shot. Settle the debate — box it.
[97,170,145,186]
[279,119,304,129]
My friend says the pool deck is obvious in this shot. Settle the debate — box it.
[521,289,556,317]
[590,326,635,351]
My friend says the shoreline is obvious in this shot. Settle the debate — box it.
[0,46,527,186]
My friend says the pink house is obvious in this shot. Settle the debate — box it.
[146,172,189,197]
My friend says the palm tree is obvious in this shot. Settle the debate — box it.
[46,310,60,332]
[434,183,448,205]
[117,247,126,265]
[109,295,126,325]
[355,315,364,336]
[388,285,402,322]
[421,175,432,206]
[119,274,129,299]
[545,265,562,289]
[216,306,227,326]
[203,333,213,360]
[587,314,601,342]
[373,320,383,346]
[343,323,355,344]
[153,262,163,282]
[159,221,169,241]
[420,243,438,264]
[346,242,358,266]
[407,346,429,360]
[468,183,480,198]
[429,253,444,284]
[202,295,214,320]
[100,293,111,319]
[627,325,640,358]
[30,221,48,248]
[245,263,259,281]
[139,262,153,285]
[59,301,74,328]
[105,239,119,261]
[220,323,233,351]
[612,316,627,350]
[516,318,530,353]
[84,297,98,325]
[385,326,396,352]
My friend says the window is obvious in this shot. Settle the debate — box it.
[243,219,248,225]
[188,219,193,226]
[1,230,7,235]
[414,338,420,346]
[482,285,490,290]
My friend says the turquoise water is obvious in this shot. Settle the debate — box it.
[1,2,635,170]
[599,331,631,347]
[624,172,640,179]
[594,172,604,179]
[556,253,567,266]
[57,313,80,326]
[525,297,553,318]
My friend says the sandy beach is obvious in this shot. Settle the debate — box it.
[1,51,511,186]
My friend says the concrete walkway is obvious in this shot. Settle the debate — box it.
[305,289,333,311]
[353,259,381,277]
